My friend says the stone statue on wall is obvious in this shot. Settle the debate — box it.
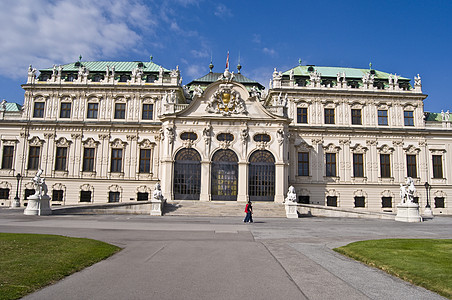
[153,182,164,201]
[284,186,297,203]
[414,74,421,86]
[399,177,416,204]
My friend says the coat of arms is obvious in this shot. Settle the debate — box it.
[206,83,247,116]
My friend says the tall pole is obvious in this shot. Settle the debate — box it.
[423,182,433,219]
[11,173,21,207]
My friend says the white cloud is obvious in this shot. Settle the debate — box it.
[263,48,277,56]
[190,49,209,58]
[214,4,233,18]
[0,0,153,78]
[185,64,204,78]
[252,34,261,44]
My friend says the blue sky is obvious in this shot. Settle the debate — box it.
[0,0,451,112]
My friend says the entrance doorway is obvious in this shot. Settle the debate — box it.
[211,149,238,201]
[248,150,275,201]
[173,148,201,200]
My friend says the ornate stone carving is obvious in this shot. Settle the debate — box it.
[206,83,247,115]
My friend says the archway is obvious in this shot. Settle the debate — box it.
[248,150,275,201]
[211,149,238,201]
[173,148,201,200]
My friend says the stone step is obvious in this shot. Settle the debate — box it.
[164,201,286,218]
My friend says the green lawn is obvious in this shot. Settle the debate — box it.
[0,233,121,300]
[334,239,452,299]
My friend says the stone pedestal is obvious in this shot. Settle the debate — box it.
[395,203,422,222]
[285,202,299,218]
[150,199,165,216]
[10,197,20,208]
[24,195,52,216]
[423,207,434,219]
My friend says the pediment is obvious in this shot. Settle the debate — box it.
[174,81,285,121]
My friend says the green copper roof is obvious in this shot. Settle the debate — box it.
[283,65,409,80]
[3,102,22,112]
[40,61,169,73]
[187,72,264,89]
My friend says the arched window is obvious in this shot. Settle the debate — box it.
[211,149,238,201]
[248,150,275,201]
[173,148,201,200]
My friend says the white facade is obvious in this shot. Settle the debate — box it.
[0,61,450,215]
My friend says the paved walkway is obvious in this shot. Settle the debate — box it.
[1,208,451,300]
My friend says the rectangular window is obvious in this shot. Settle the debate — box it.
[325,153,336,177]
[137,192,149,201]
[297,152,309,176]
[327,196,337,207]
[2,146,14,169]
[351,109,362,125]
[432,155,443,179]
[82,148,95,172]
[298,196,310,204]
[114,103,126,119]
[354,196,365,207]
[111,149,122,172]
[382,197,392,208]
[434,197,445,208]
[380,154,391,178]
[404,111,414,126]
[406,154,417,178]
[142,104,154,120]
[139,149,151,173]
[33,102,44,118]
[80,191,92,202]
[87,103,98,119]
[60,103,71,118]
[353,153,364,177]
[52,190,63,202]
[109,191,120,203]
[0,188,10,199]
[378,110,388,126]
[324,108,335,124]
[297,108,308,124]
[55,147,68,171]
[28,146,40,170]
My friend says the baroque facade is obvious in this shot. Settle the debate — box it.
[0,58,451,215]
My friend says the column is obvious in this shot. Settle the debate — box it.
[237,161,248,203]
[199,160,210,202]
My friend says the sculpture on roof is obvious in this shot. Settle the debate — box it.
[206,84,247,115]
[218,68,235,82]
[388,74,393,85]
[414,74,421,86]
[192,85,203,98]
[0,99,6,111]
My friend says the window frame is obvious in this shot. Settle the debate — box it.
[432,155,443,179]
[380,154,391,178]
[325,153,336,177]
[87,102,99,119]
[110,148,123,173]
[351,109,362,125]
[297,152,309,176]
[33,102,45,118]
[297,107,308,124]
[404,110,414,126]
[378,110,388,126]
[114,103,126,119]
[406,154,417,178]
[142,104,154,120]
[28,146,41,170]
[139,149,151,173]
[324,108,335,124]
[2,145,14,169]
[59,102,72,118]
[82,147,95,172]
[353,153,364,177]
[55,147,68,171]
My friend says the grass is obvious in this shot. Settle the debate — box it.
[334,239,452,299]
[0,233,121,300]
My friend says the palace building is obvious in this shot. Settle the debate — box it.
[0,58,450,215]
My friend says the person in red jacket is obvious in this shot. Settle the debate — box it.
[244,201,253,223]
